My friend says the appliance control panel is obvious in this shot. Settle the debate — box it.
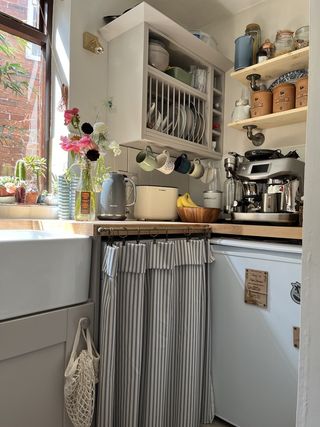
[237,158,305,181]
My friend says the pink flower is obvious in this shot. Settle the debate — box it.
[60,136,81,153]
[78,135,92,149]
[64,108,79,125]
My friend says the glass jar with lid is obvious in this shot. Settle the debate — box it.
[245,23,261,64]
[294,26,309,49]
[274,30,294,56]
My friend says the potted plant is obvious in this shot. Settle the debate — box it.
[14,156,47,204]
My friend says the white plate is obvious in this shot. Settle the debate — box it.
[196,111,205,144]
[192,105,201,142]
[147,101,162,131]
[178,105,187,138]
[163,104,179,135]
[184,105,194,140]
[189,103,198,141]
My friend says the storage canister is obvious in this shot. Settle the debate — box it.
[295,76,308,108]
[234,35,253,70]
[250,90,273,117]
[272,83,295,113]
[274,30,294,56]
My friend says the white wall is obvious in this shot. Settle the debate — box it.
[202,0,309,158]
[296,1,320,425]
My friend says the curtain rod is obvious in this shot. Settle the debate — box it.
[97,225,211,239]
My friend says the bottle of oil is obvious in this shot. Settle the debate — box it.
[75,160,96,221]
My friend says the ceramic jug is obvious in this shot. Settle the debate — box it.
[232,102,251,122]
[98,172,136,220]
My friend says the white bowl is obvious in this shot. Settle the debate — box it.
[0,196,15,204]
[149,42,169,71]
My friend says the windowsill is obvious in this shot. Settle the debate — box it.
[0,204,58,219]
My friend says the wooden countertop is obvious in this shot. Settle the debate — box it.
[0,220,210,236]
[211,223,302,240]
[0,219,302,240]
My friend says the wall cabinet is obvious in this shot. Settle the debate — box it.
[0,303,94,427]
[100,2,232,160]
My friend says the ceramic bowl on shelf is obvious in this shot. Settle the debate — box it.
[268,69,308,91]
[148,40,169,72]
[177,206,220,223]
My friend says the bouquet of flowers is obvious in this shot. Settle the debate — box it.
[60,107,120,220]
[60,107,120,185]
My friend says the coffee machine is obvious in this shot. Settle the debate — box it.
[223,152,304,224]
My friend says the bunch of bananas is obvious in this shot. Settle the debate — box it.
[177,192,199,208]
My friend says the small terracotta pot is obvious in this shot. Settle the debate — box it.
[251,90,273,117]
[25,191,39,204]
[295,76,308,108]
[272,83,295,113]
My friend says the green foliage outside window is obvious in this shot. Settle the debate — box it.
[0,32,29,95]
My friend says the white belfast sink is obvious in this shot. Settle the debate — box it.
[0,230,92,320]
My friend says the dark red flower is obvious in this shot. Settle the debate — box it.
[86,149,100,161]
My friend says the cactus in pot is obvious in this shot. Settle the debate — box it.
[14,159,27,203]
[15,159,27,181]
[14,156,47,204]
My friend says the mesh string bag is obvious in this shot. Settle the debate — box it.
[64,318,100,427]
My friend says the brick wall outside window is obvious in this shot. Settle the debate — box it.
[0,0,44,175]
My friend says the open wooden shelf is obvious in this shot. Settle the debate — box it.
[228,106,307,130]
[231,47,309,85]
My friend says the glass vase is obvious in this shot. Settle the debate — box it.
[75,160,96,221]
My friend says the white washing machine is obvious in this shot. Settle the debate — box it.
[209,238,301,427]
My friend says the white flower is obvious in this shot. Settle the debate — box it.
[93,122,108,134]
[108,140,121,156]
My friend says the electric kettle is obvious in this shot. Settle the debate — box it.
[98,172,136,220]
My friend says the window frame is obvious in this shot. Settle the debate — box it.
[0,0,53,184]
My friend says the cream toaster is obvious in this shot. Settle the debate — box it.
[134,186,178,221]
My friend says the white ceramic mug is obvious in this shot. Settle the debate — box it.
[200,161,215,184]
[188,158,204,179]
[156,150,175,174]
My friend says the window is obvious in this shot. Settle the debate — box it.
[0,0,53,180]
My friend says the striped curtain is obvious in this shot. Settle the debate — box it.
[97,239,215,427]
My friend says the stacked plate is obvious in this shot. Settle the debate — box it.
[147,100,205,144]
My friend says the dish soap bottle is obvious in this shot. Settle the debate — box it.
[75,160,96,221]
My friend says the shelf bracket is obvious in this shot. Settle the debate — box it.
[243,125,265,146]
[246,73,261,91]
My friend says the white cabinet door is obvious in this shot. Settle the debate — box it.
[0,303,94,427]
[209,240,301,427]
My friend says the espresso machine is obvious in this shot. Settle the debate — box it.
[223,152,304,224]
